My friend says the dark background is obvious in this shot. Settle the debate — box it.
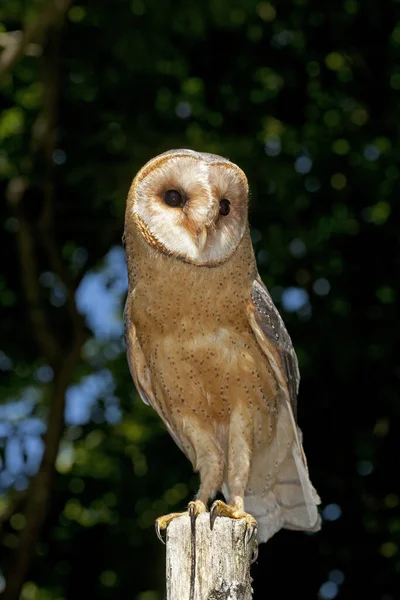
[0,1,399,599]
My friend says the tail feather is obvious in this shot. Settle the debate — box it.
[244,399,321,544]
[245,440,321,542]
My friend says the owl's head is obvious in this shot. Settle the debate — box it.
[126,149,249,266]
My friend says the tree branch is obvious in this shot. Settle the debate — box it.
[36,24,85,340]
[0,490,28,539]
[166,515,255,600]
[1,336,83,600]
[7,178,62,364]
[0,0,72,78]
[2,15,86,600]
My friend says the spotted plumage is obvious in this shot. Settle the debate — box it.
[124,149,320,543]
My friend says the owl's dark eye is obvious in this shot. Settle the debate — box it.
[219,198,231,216]
[163,189,185,208]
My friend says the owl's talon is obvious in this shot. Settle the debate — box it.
[209,500,221,530]
[188,500,206,533]
[189,503,196,534]
[246,522,257,545]
[251,540,259,564]
[155,521,166,545]
[210,504,217,530]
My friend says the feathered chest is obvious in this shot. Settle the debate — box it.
[128,226,255,332]
[128,238,278,421]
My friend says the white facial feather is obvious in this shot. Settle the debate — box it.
[130,150,249,266]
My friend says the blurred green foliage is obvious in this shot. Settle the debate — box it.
[0,0,399,599]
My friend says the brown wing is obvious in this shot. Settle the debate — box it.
[247,277,300,418]
[124,294,154,408]
[246,278,321,530]
[124,292,186,454]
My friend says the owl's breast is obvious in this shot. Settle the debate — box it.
[129,230,276,427]
[132,283,278,426]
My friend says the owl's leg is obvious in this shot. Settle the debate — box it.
[196,449,225,506]
[155,422,224,543]
[210,408,258,543]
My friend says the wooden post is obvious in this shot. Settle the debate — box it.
[166,513,255,600]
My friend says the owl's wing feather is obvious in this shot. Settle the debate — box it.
[246,277,321,540]
[124,294,186,455]
[247,277,305,462]
[249,277,299,416]
[124,300,154,407]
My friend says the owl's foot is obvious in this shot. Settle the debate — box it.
[155,512,186,544]
[209,499,258,543]
[155,500,207,544]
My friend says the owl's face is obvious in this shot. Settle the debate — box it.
[127,149,249,266]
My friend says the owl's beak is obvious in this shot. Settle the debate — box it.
[196,227,208,252]
[190,202,218,252]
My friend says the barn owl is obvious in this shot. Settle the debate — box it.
[124,149,321,547]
